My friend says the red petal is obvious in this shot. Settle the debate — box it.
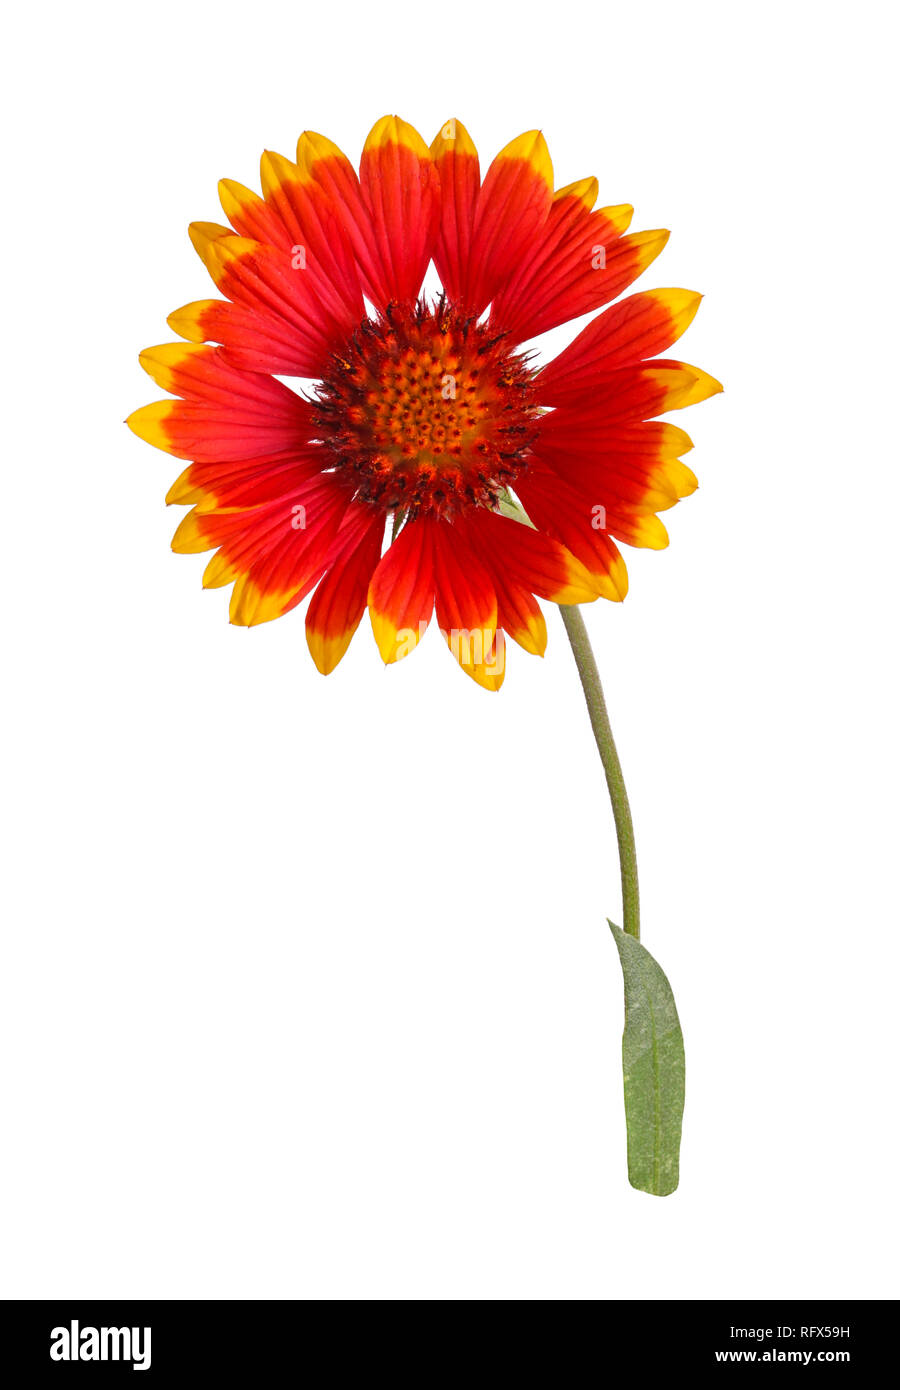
[461,514,548,652]
[491,200,670,342]
[166,446,326,510]
[305,506,386,674]
[537,289,703,402]
[177,472,352,626]
[464,508,602,604]
[432,520,501,685]
[538,360,721,428]
[296,130,389,310]
[256,151,365,327]
[463,131,554,317]
[367,517,436,663]
[167,298,329,378]
[429,118,481,306]
[188,231,362,377]
[514,464,629,601]
[358,116,440,307]
[128,344,312,461]
[218,177,296,251]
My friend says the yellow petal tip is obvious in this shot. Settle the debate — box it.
[430,117,478,160]
[554,176,598,210]
[497,129,553,188]
[365,115,430,159]
[126,401,174,451]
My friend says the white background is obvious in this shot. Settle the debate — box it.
[2,0,898,1301]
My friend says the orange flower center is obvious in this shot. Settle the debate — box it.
[313,300,539,518]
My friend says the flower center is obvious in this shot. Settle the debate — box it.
[313,300,539,517]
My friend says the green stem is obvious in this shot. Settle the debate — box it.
[558,604,640,941]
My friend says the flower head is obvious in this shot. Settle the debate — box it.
[128,116,721,689]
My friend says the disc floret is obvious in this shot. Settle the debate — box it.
[313,298,540,517]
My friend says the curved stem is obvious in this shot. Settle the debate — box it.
[558,604,640,940]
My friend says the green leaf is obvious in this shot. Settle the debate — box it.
[608,922,685,1196]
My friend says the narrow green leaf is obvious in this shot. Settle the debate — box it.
[608,922,685,1196]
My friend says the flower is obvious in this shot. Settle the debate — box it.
[128,116,721,690]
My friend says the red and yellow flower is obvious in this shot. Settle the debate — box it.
[128,116,720,689]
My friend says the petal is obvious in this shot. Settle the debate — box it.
[514,464,629,601]
[464,508,602,604]
[167,298,326,377]
[256,151,365,326]
[494,583,547,657]
[429,118,481,306]
[463,130,554,316]
[296,129,388,307]
[536,417,694,460]
[535,400,700,518]
[176,472,352,626]
[487,176,602,330]
[305,505,386,674]
[218,177,295,250]
[367,517,435,664]
[603,511,670,550]
[468,630,507,693]
[127,344,312,461]
[165,446,326,510]
[188,221,233,258]
[431,520,502,688]
[595,204,635,237]
[189,231,361,377]
[358,116,440,307]
[537,359,722,426]
[663,361,724,408]
[554,177,600,213]
[491,197,670,341]
[538,446,698,515]
[466,542,548,657]
[520,457,671,556]
[537,289,703,402]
